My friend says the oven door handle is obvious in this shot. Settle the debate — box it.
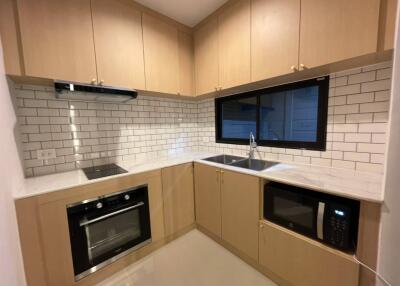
[79,202,144,227]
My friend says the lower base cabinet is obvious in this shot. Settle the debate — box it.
[162,163,195,237]
[221,170,259,261]
[258,220,359,286]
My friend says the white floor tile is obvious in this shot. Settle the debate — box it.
[96,229,277,286]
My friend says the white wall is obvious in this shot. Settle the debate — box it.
[377,3,400,286]
[0,38,26,285]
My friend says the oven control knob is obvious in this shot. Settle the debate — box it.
[124,194,130,201]
[96,202,103,209]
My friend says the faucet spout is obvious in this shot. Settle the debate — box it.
[249,132,257,159]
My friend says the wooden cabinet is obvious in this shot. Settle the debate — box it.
[91,0,145,89]
[194,17,219,95]
[251,0,300,81]
[162,163,195,237]
[142,13,179,94]
[384,0,397,50]
[0,0,22,75]
[221,170,259,260]
[178,31,195,96]
[194,163,222,237]
[299,0,380,69]
[218,0,251,89]
[194,163,259,260]
[16,0,97,83]
[259,220,359,286]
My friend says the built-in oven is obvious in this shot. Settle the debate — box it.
[264,182,359,252]
[67,185,151,281]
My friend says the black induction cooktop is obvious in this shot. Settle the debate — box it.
[82,163,128,180]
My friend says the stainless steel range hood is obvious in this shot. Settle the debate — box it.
[54,81,138,103]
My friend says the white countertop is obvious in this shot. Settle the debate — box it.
[14,152,384,202]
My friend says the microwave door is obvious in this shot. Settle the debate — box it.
[264,186,319,238]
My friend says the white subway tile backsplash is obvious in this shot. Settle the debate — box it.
[361,79,391,93]
[347,93,374,104]
[347,71,376,84]
[15,61,392,176]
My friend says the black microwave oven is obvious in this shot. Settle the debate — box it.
[264,182,360,252]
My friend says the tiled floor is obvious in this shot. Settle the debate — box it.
[97,229,277,286]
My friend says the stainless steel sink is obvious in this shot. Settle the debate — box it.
[230,158,278,171]
[203,154,246,165]
[203,155,277,171]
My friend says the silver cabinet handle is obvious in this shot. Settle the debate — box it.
[79,202,144,227]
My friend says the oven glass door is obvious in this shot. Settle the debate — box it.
[81,203,144,265]
[68,197,151,280]
[264,183,318,238]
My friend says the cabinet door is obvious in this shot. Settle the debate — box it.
[178,31,195,96]
[259,221,359,286]
[299,0,380,69]
[194,17,219,95]
[384,0,397,50]
[16,0,97,83]
[162,163,195,237]
[194,163,222,237]
[142,13,179,94]
[251,0,300,81]
[0,0,22,75]
[218,0,251,89]
[221,170,259,260]
[91,0,145,89]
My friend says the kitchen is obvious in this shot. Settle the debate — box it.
[0,0,399,285]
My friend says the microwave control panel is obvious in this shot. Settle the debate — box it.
[324,205,352,250]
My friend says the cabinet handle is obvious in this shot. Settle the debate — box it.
[99,79,105,86]
[300,64,306,70]
[216,169,219,182]
[91,78,97,85]
[220,170,224,184]
[290,65,298,72]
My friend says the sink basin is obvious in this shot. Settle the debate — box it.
[203,154,246,165]
[203,155,277,172]
[230,158,278,171]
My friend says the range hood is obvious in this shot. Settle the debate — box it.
[54,81,138,103]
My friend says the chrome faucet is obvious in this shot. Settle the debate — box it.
[249,132,257,159]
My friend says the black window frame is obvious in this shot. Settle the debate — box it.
[215,76,330,151]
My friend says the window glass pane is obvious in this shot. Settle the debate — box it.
[260,86,319,142]
[221,96,257,139]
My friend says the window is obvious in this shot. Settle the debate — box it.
[215,77,329,150]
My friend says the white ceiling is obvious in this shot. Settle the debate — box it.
[135,0,228,27]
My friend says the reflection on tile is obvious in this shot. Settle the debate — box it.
[96,230,277,286]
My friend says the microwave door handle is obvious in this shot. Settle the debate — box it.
[317,202,325,240]
[79,202,144,227]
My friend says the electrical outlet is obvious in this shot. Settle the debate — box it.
[37,149,56,160]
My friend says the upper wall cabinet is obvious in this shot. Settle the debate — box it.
[178,31,195,96]
[384,0,397,50]
[194,17,219,95]
[16,0,97,83]
[91,0,146,89]
[218,0,251,89]
[142,13,179,94]
[299,0,380,69]
[251,0,300,81]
